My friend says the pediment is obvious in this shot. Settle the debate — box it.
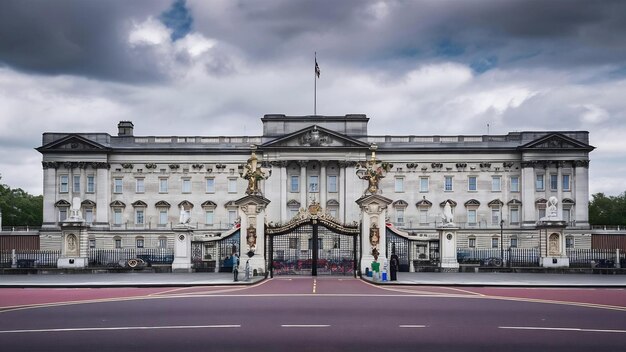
[155,200,171,208]
[38,134,108,152]
[262,125,370,149]
[464,199,480,207]
[520,133,594,151]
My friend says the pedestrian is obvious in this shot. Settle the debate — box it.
[390,253,400,281]
[233,253,240,282]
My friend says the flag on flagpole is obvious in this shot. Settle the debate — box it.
[315,59,320,78]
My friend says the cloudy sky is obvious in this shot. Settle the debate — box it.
[1,0,625,196]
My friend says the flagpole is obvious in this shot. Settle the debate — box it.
[314,52,317,116]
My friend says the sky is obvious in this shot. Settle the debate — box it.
[0,0,625,197]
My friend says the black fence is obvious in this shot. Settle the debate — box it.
[567,248,623,268]
[0,250,60,268]
[88,248,174,267]
[457,248,540,267]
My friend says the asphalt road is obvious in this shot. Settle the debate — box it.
[0,278,624,352]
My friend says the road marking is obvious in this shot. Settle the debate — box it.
[399,325,427,328]
[313,279,317,293]
[0,325,241,334]
[499,326,626,334]
[281,325,330,328]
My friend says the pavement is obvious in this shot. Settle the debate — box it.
[0,271,624,288]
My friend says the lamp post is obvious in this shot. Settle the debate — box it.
[500,207,504,267]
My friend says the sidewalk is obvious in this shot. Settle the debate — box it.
[0,271,623,288]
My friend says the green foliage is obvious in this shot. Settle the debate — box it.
[588,191,626,226]
[0,177,43,227]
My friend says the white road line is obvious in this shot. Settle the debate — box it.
[499,326,626,333]
[0,325,241,334]
[281,325,330,328]
[398,325,427,328]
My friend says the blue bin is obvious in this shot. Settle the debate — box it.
[382,272,388,281]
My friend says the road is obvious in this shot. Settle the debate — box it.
[0,278,624,352]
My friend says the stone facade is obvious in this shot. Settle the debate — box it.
[37,115,594,255]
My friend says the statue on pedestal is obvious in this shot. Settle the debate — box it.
[356,144,393,195]
[240,146,270,196]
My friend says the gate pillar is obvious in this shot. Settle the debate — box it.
[172,224,194,272]
[537,197,569,267]
[235,195,271,277]
[58,197,88,269]
[356,194,393,276]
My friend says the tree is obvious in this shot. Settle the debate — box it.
[588,191,626,226]
[0,176,43,227]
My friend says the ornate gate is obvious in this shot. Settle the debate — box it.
[192,230,240,272]
[266,204,360,277]
[386,228,440,272]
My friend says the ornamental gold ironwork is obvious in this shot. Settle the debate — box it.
[356,144,393,195]
[240,146,271,196]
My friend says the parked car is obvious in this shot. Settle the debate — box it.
[481,257,503,267]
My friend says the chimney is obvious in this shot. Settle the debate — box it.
[118,121,134,136]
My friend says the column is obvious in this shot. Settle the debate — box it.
[320,161,327,209]
[339,162,346,223]
[299,161,307,208]
[556,161,563,218]
[42,162,58,227]
[521,161,535,227]
[280,162,288,223]
[574,160,590,227]
[95,163,110,226]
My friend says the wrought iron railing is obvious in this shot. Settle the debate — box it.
[88,248,174,267]
[0,250,60,268]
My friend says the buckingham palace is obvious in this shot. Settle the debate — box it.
[36,114,595,274]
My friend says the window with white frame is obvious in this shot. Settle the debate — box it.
[419,209,428,224]
[182,178,192,193]
[550,174,558,191]
[73,175,81,193]
[114,237,122,249]
[538,206,546,219]
[444,176,453,191]
[59,207,68,222]
[491,207,501,225]
[395,177,404,193]
[328,175,337,193]
[136,237,144,248]
[329,208,338,218]
[535,174,544,191]
[308,175,319,192]
[491,237,499,248]
[510,236,518,248]
[562,207,571,222]
[566,236,574,248]
[562,174,571,191]
[510,176,519,192]
[136,178,145,193]
[158,210,168,226]
[159,178,168,193]
[228,178,237,193]
[289,208,299,218]
[114,178,123,193]
[205,210,214,225]
[135,209,145,225]
[158,237,167,249]
[467,209,477,225]
[468,176,477,191]
[420,177,429,192]
[290,175,299,192]
[205,178,215,193]
[87,175,95,193]
[113,208,122,225]
[510,207,520,224]
[468,236,476,248]
[89,239,96,248]
[396,208,405,225]
[492,176,501,192]
[84,208,94,223]
[60,175,69,193]
[228,210,237,225]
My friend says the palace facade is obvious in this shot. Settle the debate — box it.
[37,115,595,272]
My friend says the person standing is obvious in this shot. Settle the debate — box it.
[232,253,240,282]
[390,253,400,281]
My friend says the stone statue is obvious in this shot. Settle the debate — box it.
[241,148,270,196]
[356,145,393,195]
[69,197,82,220]
[179,205,190,224]
[547,196,558,218]
[441,201,454,225]
[548,233,560,255]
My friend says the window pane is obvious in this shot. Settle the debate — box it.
[183,179,191,193]
[115,239,121,249]
[469,238,476,248]
[444,176,453,191]
[328,175,337,193]
[492,238,499,248]
[85,209,93,223]
[206,178,214,193]
[468,176,477,191]
[73,175,81,192]
[136,239,144,248]
[205,211,214,225]
[550,174,558,190]
[136,210,144,224]
[468,210,476,224]
[228,179,237,193]
[562,175,570,191]
[420,178,429,192]
[87,175,95,193]
[114,209,122,224]
[60,175,69,193]
[160,179,168,193]
[492,176,501,192]
[535,174,544,190]
[491,208,500,224]
[59,208,67,221]
[159,238,167,248]
[309,176,319,192]
[290,176,299,192]
[538,208,546,219]
[136,179,144,193]
[510,176,519,192]
[114,178,123,193]
[396,209,404,224]
[419,210,428,224]
[159,210,168,225]
[228,210,237,225]
[510,237,518,248]
[510,208,519,223]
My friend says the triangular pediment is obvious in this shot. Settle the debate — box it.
[520,133,594,151]
[262,125,370,149]
[37,134,109,152]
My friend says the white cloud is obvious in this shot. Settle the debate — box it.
[128,17,171,46]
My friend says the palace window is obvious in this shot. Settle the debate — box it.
[510,207,520,224]
[510,176,519,192]
[562,174,571,191]
[228,210,237,226]
[135,209,144,225]
[159,210,168,226]
[491,237,499,249]
[550,174,558,191]
[114,237,122,249]
[114,178,123,193]
[182,178,192,193]
[59,207,68,222]
[396,208,405,226]
[205,210,214,225]
[290,176,299,192]
[159,178,168,193]
[510,236,518,248]
[89,239,96,249]
[206,178,215,193]
[444,176,453,192]
[158,237,168,249]
[467,209,477,225]
[492,176,501,192]
[468,176,477,191]
[228,178,237,193]
[87,175,95,193]
[136,237,144,249]
[84,208,94,223]
[113,208,122,225]
[309,175,319,192]
[468,236,476,248]
[395,177,404,193]
[60,175,69,193]
[136,178,145,193]
[535,174,544,191]
[419,209,428,224]
[566,236,574,249]
[328,175,338,193]
[491,207,501,225]
[289,238,298,250]
[420,177,429,192]
[73,175,81,193]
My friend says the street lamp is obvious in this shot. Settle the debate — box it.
[500,207,504,267]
